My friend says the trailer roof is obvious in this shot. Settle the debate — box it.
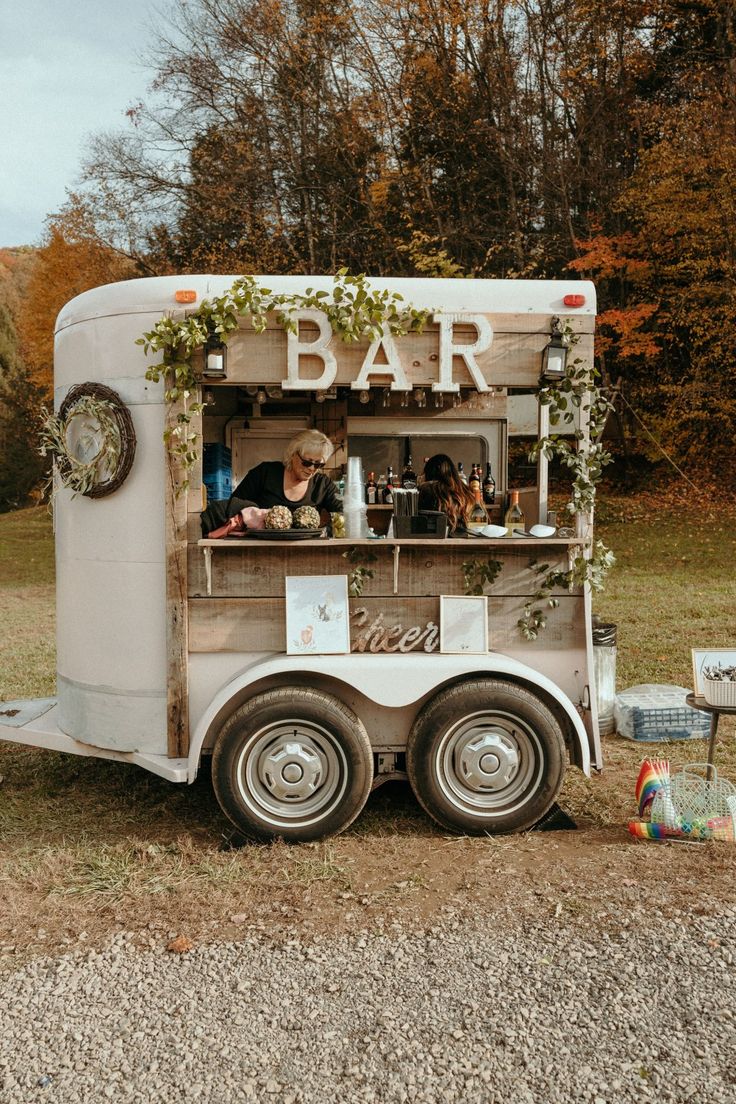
[56,275,596,333]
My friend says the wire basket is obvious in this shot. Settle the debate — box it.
[703,678,736,708]
[651,763,736,838]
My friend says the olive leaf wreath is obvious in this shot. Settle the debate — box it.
[40,383,136,499]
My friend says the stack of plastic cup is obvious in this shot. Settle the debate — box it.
[343,456,370,538]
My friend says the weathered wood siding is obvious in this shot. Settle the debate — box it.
[220,314,594,391]
[187,540,584,657]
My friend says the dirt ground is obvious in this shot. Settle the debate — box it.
[2,732,735,961]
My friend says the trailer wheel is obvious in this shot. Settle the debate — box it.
[211,687,373,842]
[407,678,566,835]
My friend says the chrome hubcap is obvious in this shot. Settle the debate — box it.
[261,740,322,801]
[459,732,520,792]
[235,720,347,828]
[436,709,543,818]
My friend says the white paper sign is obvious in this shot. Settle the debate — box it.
[286,575,351,655]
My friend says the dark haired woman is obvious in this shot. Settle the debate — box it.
[418,453,476,535]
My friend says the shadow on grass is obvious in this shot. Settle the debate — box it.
[0,748,443,851]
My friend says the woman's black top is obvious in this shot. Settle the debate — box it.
[227,461,343,517]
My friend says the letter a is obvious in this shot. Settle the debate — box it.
[352,328,410,392]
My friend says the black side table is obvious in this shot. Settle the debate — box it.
[686,693,736,779]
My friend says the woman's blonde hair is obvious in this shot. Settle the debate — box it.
[284,429,334,468]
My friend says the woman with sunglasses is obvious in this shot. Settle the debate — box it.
[224,429,342,529]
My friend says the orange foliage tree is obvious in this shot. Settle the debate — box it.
[18,197,137,397]
[51,0,736,480]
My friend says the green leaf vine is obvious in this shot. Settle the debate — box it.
[462,557,503,595]
[342,546,379,597]
[517,319,615,638]
[529,319,613,517]
[137,271,431,486]
[517,542,616,640]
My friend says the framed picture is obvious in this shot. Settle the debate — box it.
[286,575,350,655]
[440,595,488,655]
[692,648,736,697]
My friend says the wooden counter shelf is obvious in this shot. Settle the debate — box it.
[188,526,588,655]
[197,536,584,548]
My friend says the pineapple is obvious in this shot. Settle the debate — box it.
[264,505,293,530]
[292,505,321,530]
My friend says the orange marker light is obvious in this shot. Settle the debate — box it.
[563,294,586,308]
[175,290,198,304]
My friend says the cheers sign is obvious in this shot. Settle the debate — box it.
[351,607,439,653]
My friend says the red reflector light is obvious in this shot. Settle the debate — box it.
[563,294,586,308]
[175,290,198,303]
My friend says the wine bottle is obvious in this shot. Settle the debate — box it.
[467,490,489,533]
[468,463,481,495]
[504,490,525,537]
[458,462,468,485]
[366,471,378,505]
[383,466,395,505]
[482,463,496,505]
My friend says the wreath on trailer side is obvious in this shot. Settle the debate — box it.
[40,382,137,498]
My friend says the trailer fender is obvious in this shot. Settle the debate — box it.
[188,653,590,782]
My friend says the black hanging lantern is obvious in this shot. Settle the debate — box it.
[541,316,568,381]
[204,336,227,379]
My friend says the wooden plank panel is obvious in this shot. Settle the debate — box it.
[187,513,205,542]
[223,314,594,390]
[185,400,203,515]
[188,593,584,654]
[187,543,577,599]
[165,398,190,758]
[231,312,595,339]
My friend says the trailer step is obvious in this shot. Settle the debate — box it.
[0,698,188,783]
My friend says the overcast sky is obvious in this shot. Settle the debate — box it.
[0,0,163,247]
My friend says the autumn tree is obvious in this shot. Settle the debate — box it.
[70,0,736,478]
[0,301,48,512]
[17,197,137,397]
[569,1,736,477]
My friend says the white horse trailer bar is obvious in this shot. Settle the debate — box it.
[1,274,599,841]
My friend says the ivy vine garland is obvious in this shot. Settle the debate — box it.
[529,319,613,518]
[40,383,137,499]
[342,547,378,597]
[462,556,503,596]
[138,270,431,486]
[517,542,616,640]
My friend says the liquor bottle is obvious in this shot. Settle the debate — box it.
[383,466,395,505]
[468,463,481,495]
[366,471,378,505]
[401,456,417,489]
[457,462,468,485]
[482,462,496,505]
[467,490,489,533]
[504,490,525,537]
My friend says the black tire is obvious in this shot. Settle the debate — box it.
[211,687,373,842]
[407,678,566,835]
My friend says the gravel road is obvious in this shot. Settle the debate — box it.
[2,906,735,1104]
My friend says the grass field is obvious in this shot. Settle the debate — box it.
[1,493,735,952]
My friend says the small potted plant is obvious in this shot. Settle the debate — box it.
[702,663,736,707]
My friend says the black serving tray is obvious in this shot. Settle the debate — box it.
[226,528,325,541]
